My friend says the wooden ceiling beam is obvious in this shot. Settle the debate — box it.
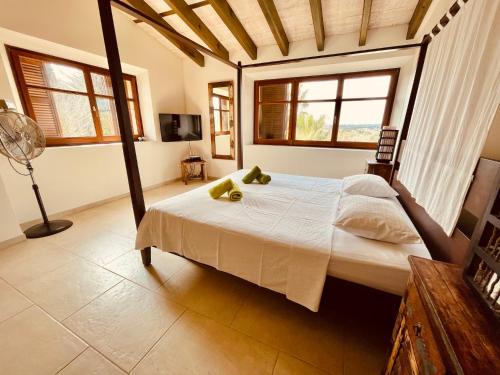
[208,0,257,60]
[407,0,434,40]
[163,0,229,60]
[125,0,204,66]
[257,0,289,56]
[359,0,372,46]
[134,1,209,22]
[309,0,325,51]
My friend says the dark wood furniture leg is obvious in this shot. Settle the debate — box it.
[202,162,208,181]
[141,247,151,265]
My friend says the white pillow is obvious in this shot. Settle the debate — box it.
[343,174,398,198]
[335,195,421,244]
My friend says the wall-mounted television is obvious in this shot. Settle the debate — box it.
[159,114,202,142]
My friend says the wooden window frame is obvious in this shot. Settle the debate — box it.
[208,81,235,160]
[254,68,400,150]
[6,46,144,147]
[211,93,231,136]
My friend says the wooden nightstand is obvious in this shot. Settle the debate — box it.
[365,159,393,183]
[384,256,500,375]
[181,159,208,185]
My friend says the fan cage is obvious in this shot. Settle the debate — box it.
[0,110,45,163]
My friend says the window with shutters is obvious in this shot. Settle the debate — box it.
[7,46,143,146]
[211,88,231,135]
[254,69,399,149]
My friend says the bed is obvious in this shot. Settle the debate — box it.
[136,170,431,311]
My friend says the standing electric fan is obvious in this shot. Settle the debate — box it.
[0,101,72,238]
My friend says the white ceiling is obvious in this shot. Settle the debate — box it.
[138,0,419,59]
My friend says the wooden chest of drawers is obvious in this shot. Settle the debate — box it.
[384,256,500,375]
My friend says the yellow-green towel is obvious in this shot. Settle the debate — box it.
[208,179,234,199]
[228,182,243,201]
[256,173,271,185]
[242,166,262,184]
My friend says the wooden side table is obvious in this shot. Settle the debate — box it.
[365,159,393,183]
[181,159,208,185]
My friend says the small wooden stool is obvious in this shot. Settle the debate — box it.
[181,159,208,185]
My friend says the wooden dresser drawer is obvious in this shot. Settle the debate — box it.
[404,283,446,375]
[384,257,500,375]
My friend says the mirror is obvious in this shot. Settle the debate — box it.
[208,81,234,159]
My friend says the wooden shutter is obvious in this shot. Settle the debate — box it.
[19,56,61,137]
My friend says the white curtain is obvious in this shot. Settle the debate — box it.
[398,0,500,236]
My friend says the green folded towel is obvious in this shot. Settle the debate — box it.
[242,166,262,184]
[256,173,271,185]
[208,179,243,201]
[242,166,272,185]
[208,179,234,199]
[228,182,243,201]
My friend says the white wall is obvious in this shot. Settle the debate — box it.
[0,142,191,224]
[0,174,23,244]
[0,0,191,233]
[183,26,419,178]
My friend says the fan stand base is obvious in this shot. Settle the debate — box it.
[24,220,73,239]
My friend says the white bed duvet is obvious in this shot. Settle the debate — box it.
[136,170,431,311]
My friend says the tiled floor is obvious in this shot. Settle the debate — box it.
[0,181,400,374]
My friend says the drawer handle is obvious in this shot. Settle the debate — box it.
[413,323,422,337]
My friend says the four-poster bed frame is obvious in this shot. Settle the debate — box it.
[96,0,470,267]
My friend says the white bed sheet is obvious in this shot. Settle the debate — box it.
[136,170,341,311]
[136,170,431,310]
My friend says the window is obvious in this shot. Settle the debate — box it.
[211,86,231,135]
[254,69,399,149]
[208,81,235,160]
[7,46,143,146]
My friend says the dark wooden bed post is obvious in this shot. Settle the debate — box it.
[97,0,151,266]
[236,61,243,170]
[389,34,431,185]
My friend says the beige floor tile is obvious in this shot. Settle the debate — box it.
[0,306,86,375]
[0,239,77,286]
[160,261,253,325]
[64,280,185,372]
[105,248,188,291]
[66,232,134,265]
[59,348,125,375]
[144,181,205,205]
[0,278,32,322]
[273,353,329,375]
[106,217,138,239]
[0,181,396,375]
[47,220,108,249]
[132,310,278,375]
[67,205,123,226]
[19,259,123,320]
[231,288,344,374]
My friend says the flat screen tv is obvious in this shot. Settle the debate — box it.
[159,114,202,142]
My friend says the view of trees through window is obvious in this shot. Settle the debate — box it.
[8,47,142,146]
[255,70,398,148]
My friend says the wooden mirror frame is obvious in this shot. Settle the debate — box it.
[208,81,235,160]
